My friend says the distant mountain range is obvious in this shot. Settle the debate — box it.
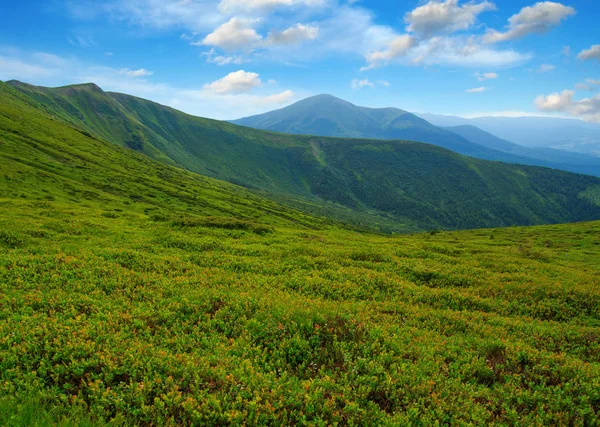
[233,95,600,177]
[3,80,600,232]
[420,113,600,158]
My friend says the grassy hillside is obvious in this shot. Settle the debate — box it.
[1,81,600,425]
[4,80,600,233]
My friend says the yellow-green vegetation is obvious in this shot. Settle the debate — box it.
[2,202,600,425]
[1,80,600,425]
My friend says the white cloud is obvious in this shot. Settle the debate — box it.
[466,86,486,93]
[265,24,319,46]
[538,64,555,73]
[210,55,246,65]
[362,33,530,71]
[578,45,600,62]
[314,7,397,57]
[409,35,530,68]
[350,79,390,89]
[200,18,262,51]
[484,1,575,43]
[587,79,600,85]
[405,0,495,37]
[257,89,295,104]
[561,45,570,56]
[66,0,532,73]
[536,89,600,122]
[203,48,247,65]
[67,0,223,32]
[204,70,262,94]
[475,72,498,81]
[104,52,114,57]
[351,78,374,89]
[361,35,416,71]
[119,68,153,77]
[0,55,56,80]
[218,0,323,15]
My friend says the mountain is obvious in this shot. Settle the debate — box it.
[3,75,600,425]
[231,94,538,163]
[3,80,600,232]
[445,125,600,177]
[420,113,600,157]
[232,94,600,175]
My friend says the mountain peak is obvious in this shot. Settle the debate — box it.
[231,94,446,142]
[5,80,104,94]
[58,82,104,93]
[306,93,348,101]
[298,94,356,107]
[5,80,34,88]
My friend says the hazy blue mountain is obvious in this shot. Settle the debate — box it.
[420,113,600,157]
[445,125,600,177]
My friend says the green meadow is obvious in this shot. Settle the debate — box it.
[1,199,600,425]
[0,79,599,425]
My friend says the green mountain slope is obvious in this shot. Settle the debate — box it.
[233,94,600,176]
[0,80,326,232]
[1,80,600,424]
[446,125,600,177]
[3,80,600,232]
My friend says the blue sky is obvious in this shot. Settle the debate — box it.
[0,0,599,120]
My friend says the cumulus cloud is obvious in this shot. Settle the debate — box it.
[119,68,153,77]
[484,1,575,43]
[405,0,495,37]
[475,72,498,81]
[536,89,600,122]
[466,86,486,93]
[577,45,600,62]
[265,24,319,46]
[199,18,262,51]
[204,70,262,94]
[361,35,416,71]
